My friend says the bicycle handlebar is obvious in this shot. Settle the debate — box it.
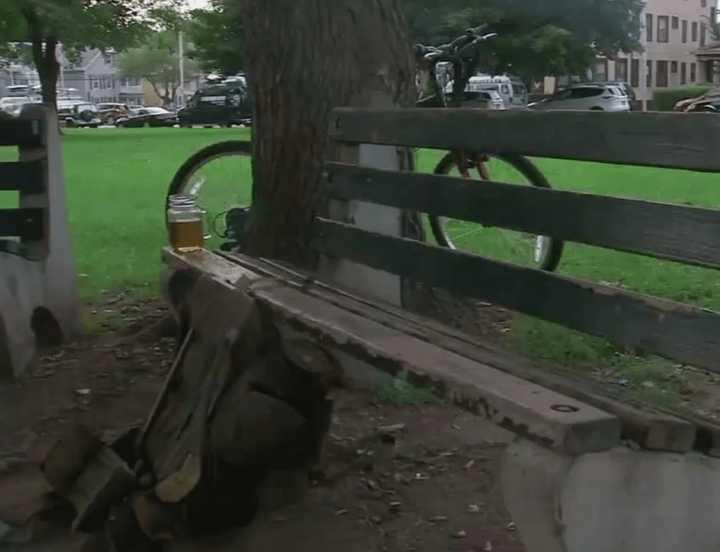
[414,25,498,109]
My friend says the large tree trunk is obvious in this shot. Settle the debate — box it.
[239,0,415,266]
[35,38,59,109]
[23,7,59,111]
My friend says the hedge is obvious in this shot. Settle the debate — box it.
[653,86,714,111]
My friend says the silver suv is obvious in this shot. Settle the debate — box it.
[529,85,631,112]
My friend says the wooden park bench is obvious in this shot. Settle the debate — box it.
[164,107,720,552]
[0,105,80,378]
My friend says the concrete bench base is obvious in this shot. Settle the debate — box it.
[0,105,81,379]
[503,440,720,552]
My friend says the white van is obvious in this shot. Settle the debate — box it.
[445,75,529,109]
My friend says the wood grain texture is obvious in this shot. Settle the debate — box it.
[0,118,43,147]
[221,251,699,453]
[0,161,45,192]
[253,281,620,455]
[314,220,720,373]
[324,162,720,269]
[0,208,44,240]
[329,108,720,171]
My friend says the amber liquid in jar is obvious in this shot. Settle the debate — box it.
[169,219,204,252]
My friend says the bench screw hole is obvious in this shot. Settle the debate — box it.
[551,404,579,413]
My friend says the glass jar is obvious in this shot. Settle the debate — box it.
[167,194,204,253]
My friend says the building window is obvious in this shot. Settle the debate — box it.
[701,23,707,47]
[647,60,653,87]
[671,61,678,74]
[692,21,699,42]
[691,62,697,82]
[657,16,669,43]
[656,61,669,88]
[616,59,628,82]
[706,61,714,83]
[681,62,687,85]
[646,14,654,42]
[682,20,688,43]
[631,59,640,87]
[702,0,707,7]
[593,60,608,81]
[672,16,679,30]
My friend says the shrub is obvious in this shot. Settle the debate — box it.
[653,86,714,111]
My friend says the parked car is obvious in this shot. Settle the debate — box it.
[96,102,131,125]
[453,89,505,109]
[0,96,32,114]
[528,85,630,112]
[685,99,720,113]
[177,82,252,127]
[59,103,102,128]
[674,89,720,112]
[575,81,636,102]
[116,107,178,127]
[445,75,526,108]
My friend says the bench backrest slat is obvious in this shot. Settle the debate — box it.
[0,161,46,193]
[325,162,720,269]
[330,109,720,172]
[314,218,720,374]
[0,119,44,148]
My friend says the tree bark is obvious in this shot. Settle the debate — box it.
[22,7,59,111]
[238,0,415,266]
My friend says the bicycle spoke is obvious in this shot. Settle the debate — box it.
[428,152,562,271]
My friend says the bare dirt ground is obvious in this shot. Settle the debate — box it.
[0,298,524,552]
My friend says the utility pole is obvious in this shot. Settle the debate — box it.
[178,30,185,109]
[639,8,648,112]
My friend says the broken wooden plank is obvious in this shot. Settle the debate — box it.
[314,220,720,374]
[42,425,103,494]
[66,447,137,531]
[221,250,698,453]
[251,281,621,455]
[324,162,720,270]
[329,108,720,172]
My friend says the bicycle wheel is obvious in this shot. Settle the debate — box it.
[167,141,252,249]
[428,152,564,271]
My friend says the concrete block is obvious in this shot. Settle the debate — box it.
[0,104,81,378]
[502,440,720,552]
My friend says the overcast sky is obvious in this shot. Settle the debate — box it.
[186,0,210,8]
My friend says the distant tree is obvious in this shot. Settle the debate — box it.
[119,31,199,107]
[0,1,181,110]
[403,0,644,82]
[187,1,245,75]
[187,0,642,84]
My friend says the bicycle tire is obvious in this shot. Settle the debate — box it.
[166,140,252,225]
[429,152,564,272]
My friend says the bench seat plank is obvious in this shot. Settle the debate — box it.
[253,280,621,455]
[330,108,720,172]
[325,162,720,269]
[221,250,700,453]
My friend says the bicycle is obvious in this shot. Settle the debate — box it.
[166,26,563,270]
[414,27,563,271]
[166,140,252,250]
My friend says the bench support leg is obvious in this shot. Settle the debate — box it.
[502,440,720,552]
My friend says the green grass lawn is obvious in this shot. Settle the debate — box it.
[0,127,252,300]
[2,128,719,402]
